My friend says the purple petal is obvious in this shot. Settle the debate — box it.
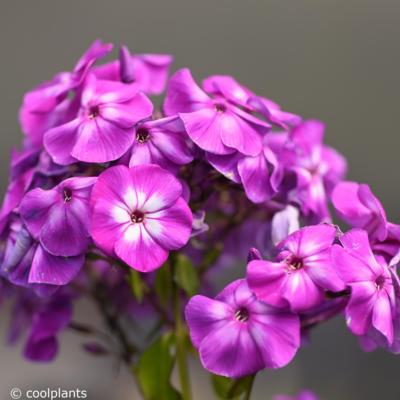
[29,245,84,285]
[238,153,274,203]
[44,119,80,165]
[345,282,377,335]
[246,260,289,308]
[145,198,192,250]
[130,164,183,212]
[185,295,231,347]
[280,224,336,258]
[219,109,264,156]
[198,321,265,378]
[180,108,234,155]
[372,292,394,344]
[71,118,135,163]
[114,224,168,272]
[164,68,210,115]
[20,188,59,239]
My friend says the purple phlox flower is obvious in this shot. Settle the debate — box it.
[203,74,301,129]
[332,181,387,241]
[0,164,35,235]
[90,164,193,272]
[1,216,85,290]
[331,229,396,344]
[24,294,73,362]
[44,73,153,165]
[93,45,173,95]
[125,115,193,172]
[358,255,400,353]
[19,40,113,146]
[247,224,345,312]
[207,132,283,203]
[164,68,270,156]
[273,390,319,400]
[20,176,96,257]
[0,145,73,235]
[332,181,400,261]
[185,279,300,378]
[281,120,347,222]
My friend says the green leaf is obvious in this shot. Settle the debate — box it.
[136,333,181,400]
[128,270,146,303]
[174,254,199,296]
[211,374,255,399]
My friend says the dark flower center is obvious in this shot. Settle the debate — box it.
[375,275,385,290]
[288,257,303,270]
[214,103,227,113]
[235,307,249,323]
[88,105,100,119]
[63,188,73,203]
[131,210,145,224]
[136,128,150,143]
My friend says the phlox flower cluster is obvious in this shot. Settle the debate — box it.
[0,40,398,395]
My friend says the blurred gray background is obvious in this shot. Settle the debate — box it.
[1,1,399,399]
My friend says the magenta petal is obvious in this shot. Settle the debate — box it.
[280,270,324,312]
[44,119,80,165]
[372,292,394,344]
[40,201,91,256]
[185,295,231,347]
[129,143,152,166]
[130,164,183,212]
[164,68,210,115]
[20,188,58,239]
[180,109,234,155]
[238,153,273,203]
[345,282,377,335]
[332,181,387,241]
[250,312,300,369]
[304,249,345,292]
[198,322,264,378]
[280,225,336,258]
[219,110,263,156]
[246,260,288,308]
[150,124,193,165]
[72,118,135,163]
[339,229,383,277]
[206,152,242,183]
[29,245,84,285]
[114,224,168,272]
[145,198,192,250]
[331,244,377,283]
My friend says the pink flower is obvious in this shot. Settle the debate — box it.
[332,181,400,261]
[185,279,300,378]
[19,177,96,257]
[20,40,113,146]
[247,225,344,312]
[332,181,388,241]
[90,164,193,272]
[44,73,153,164]
[203,75,301,129]
[164,69,270,156]
[332,229,396,344]
[281,120,347,221]
[126,116,193,172]
[93,45,173,95]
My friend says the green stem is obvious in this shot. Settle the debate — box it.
[172,259,192,400]
[244,374,255,400]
